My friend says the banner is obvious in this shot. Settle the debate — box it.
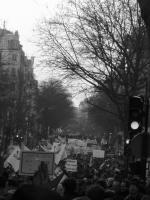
[87,139,97,145]
[91,145,101,150]
[65,159,77,172]
[68,139,86,147]
[19,151,54,176]
[4,146,21,172]
[38,142,67,165]
[55,144,67,165]
[85,147,93,154]
[93,150,105,158]
[68,139,78,146]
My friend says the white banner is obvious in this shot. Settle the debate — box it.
[65,159,77,172]
[19,151,54,176]
[93,150,105,158]
[87,139,97,145]
[68,139,86,147]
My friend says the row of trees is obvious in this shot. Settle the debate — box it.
[37,0,150,135]
[36,79,75,139]
[0,41,75,150]
[0,70,76,147]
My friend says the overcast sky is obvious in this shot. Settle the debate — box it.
[0,0,67,83]
[0,0,85,106]
[0,0,62,56]
[0,0,62,84]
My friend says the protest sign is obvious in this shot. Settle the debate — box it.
[19,151,54,176]
[87,139,97,146]
[93,150,105,158]
[84,147,92,154]
[68,139,86,147]
[68,139,77,145]
[91,145,101,150]
[76,140,87,147]
[65,159,77,172]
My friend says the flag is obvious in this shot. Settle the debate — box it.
[58,136,66,144]
[50,167,68,190]
[52,142,61,153]
[49,172,65,190]
[55,144,67,165]
[4,146,20,172]
[39,145,49,152]
[47,142,52,150]
[21,143,30,151]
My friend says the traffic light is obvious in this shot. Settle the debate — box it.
[124,138,130,157]
[125,138,130,145]
[128,96,145,139]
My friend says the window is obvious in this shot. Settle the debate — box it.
[12,54,17,61]
[8,40,18,50]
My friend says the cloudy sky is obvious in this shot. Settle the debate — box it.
[0,0,85,106]
[0,0,62,56]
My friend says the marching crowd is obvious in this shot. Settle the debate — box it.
[0,134,150,200]
[0,154,150,200]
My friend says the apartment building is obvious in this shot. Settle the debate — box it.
[0,28,38,148]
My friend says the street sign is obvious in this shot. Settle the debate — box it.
[19,151,54,176]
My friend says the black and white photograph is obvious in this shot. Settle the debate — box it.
[0,1,150,200]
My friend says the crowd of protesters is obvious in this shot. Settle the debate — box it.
[0,133,150,200]
[0,154,150,200]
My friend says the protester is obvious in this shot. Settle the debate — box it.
[120,181,129,199]
[124,181,143,200]
[111,180,125,200]
[62,178,78,200]
[1,134,150,200]
[11,184,62,200]
[86,184,105,200]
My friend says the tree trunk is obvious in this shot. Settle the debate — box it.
[138,0,150,37]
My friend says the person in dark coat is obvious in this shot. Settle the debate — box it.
[86,184,105,200]
[62,178,78,200]
[11,184,62,200]
[124,181,143,200]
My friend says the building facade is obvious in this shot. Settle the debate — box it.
[0,28,38,150]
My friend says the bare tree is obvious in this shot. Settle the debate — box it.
[37,0,149,131]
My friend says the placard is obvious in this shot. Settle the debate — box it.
[87,139,97,145]
[68,139,86,147]
[19,151,54,176]
[65,159,77,172]
[93,150,105,158]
